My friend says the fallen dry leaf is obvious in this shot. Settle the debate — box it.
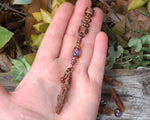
[111,17,126,37]
[0,52,12,72]
[116,0,132,6]
[116,0,128,6]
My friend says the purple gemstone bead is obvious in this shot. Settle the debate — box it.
[73,47,81,58]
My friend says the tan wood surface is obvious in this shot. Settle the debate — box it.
[0,69,150,120]
[102,69,150,120]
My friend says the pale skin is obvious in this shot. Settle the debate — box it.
[0,0,108,120]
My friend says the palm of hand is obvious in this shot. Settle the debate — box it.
[0,0,107,120]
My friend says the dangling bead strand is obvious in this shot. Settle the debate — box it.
[55,7,94,114]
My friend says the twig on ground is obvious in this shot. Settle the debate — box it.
[0,2,29,16]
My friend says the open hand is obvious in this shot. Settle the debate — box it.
[0,0,107,120]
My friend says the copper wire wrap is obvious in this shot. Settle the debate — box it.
[110,88,125,112]
[55,7,94,114]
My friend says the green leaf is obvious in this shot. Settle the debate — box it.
[24,53,36,65]
[141,35,150,45]
[129,64,139,69]
[108,45,124,58]
[128,54,139,62]
[106,45,124,70]
[9,57,31,84]
[51,0,66,17]
[39,23,49,33]
[104,26,117,46]
[141,47,150,52]
[31,34,38,42]
[33,23,49,33]
[32,12,42,22]
[0,26,14,49]
[138,10,150,18]
[123,49,129,54]
[121,62,131,69]
[128,0,147,10]
[105,57,116,70]
[30,33,44,48]
[131,28,149,35]
[13,0,32,5]
[141,61,150,66]
[139,51,144,62]
[40,9,52,23]
[33,23,44,32]
[128,38,142,52]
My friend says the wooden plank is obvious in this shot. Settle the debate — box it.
[101,69,150,120]
[0,70,150,120]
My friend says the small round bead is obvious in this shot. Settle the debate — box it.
[114,108,122,117]
[71,57,77,65]
[77,39,82,44]
[83,23,89,28]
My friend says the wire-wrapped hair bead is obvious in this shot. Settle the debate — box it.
[73,46,81,58]
[85,7,94,17]
[56,7,94,114]
[78,26,89,37]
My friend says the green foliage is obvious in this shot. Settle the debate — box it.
[31,1,65,48]
[9,58,31,84]
[13,0,32,5]
[115,35,150,69]
[141,35,150,44]
[33,23,49,33]
[128,38,142,52]
[32,12,42,22]
[30,33,44,48]
[128,0,147,10]
[106,45,124,70]
[9,0,66,84]
[138,10,150,18]
[9,54,35,84]
[131,28,150,35]
[40,8,52,23]
[0,26,14,49]
[51,0,66,17]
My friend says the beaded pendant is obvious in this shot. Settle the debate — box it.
[55,7,94,114]
[114,108,122,117]
[73,46,81,58]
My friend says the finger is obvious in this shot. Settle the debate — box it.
[60,0,91,59]
[36,3,73,60]
[88,32,108,85]
[78,8,103,70]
